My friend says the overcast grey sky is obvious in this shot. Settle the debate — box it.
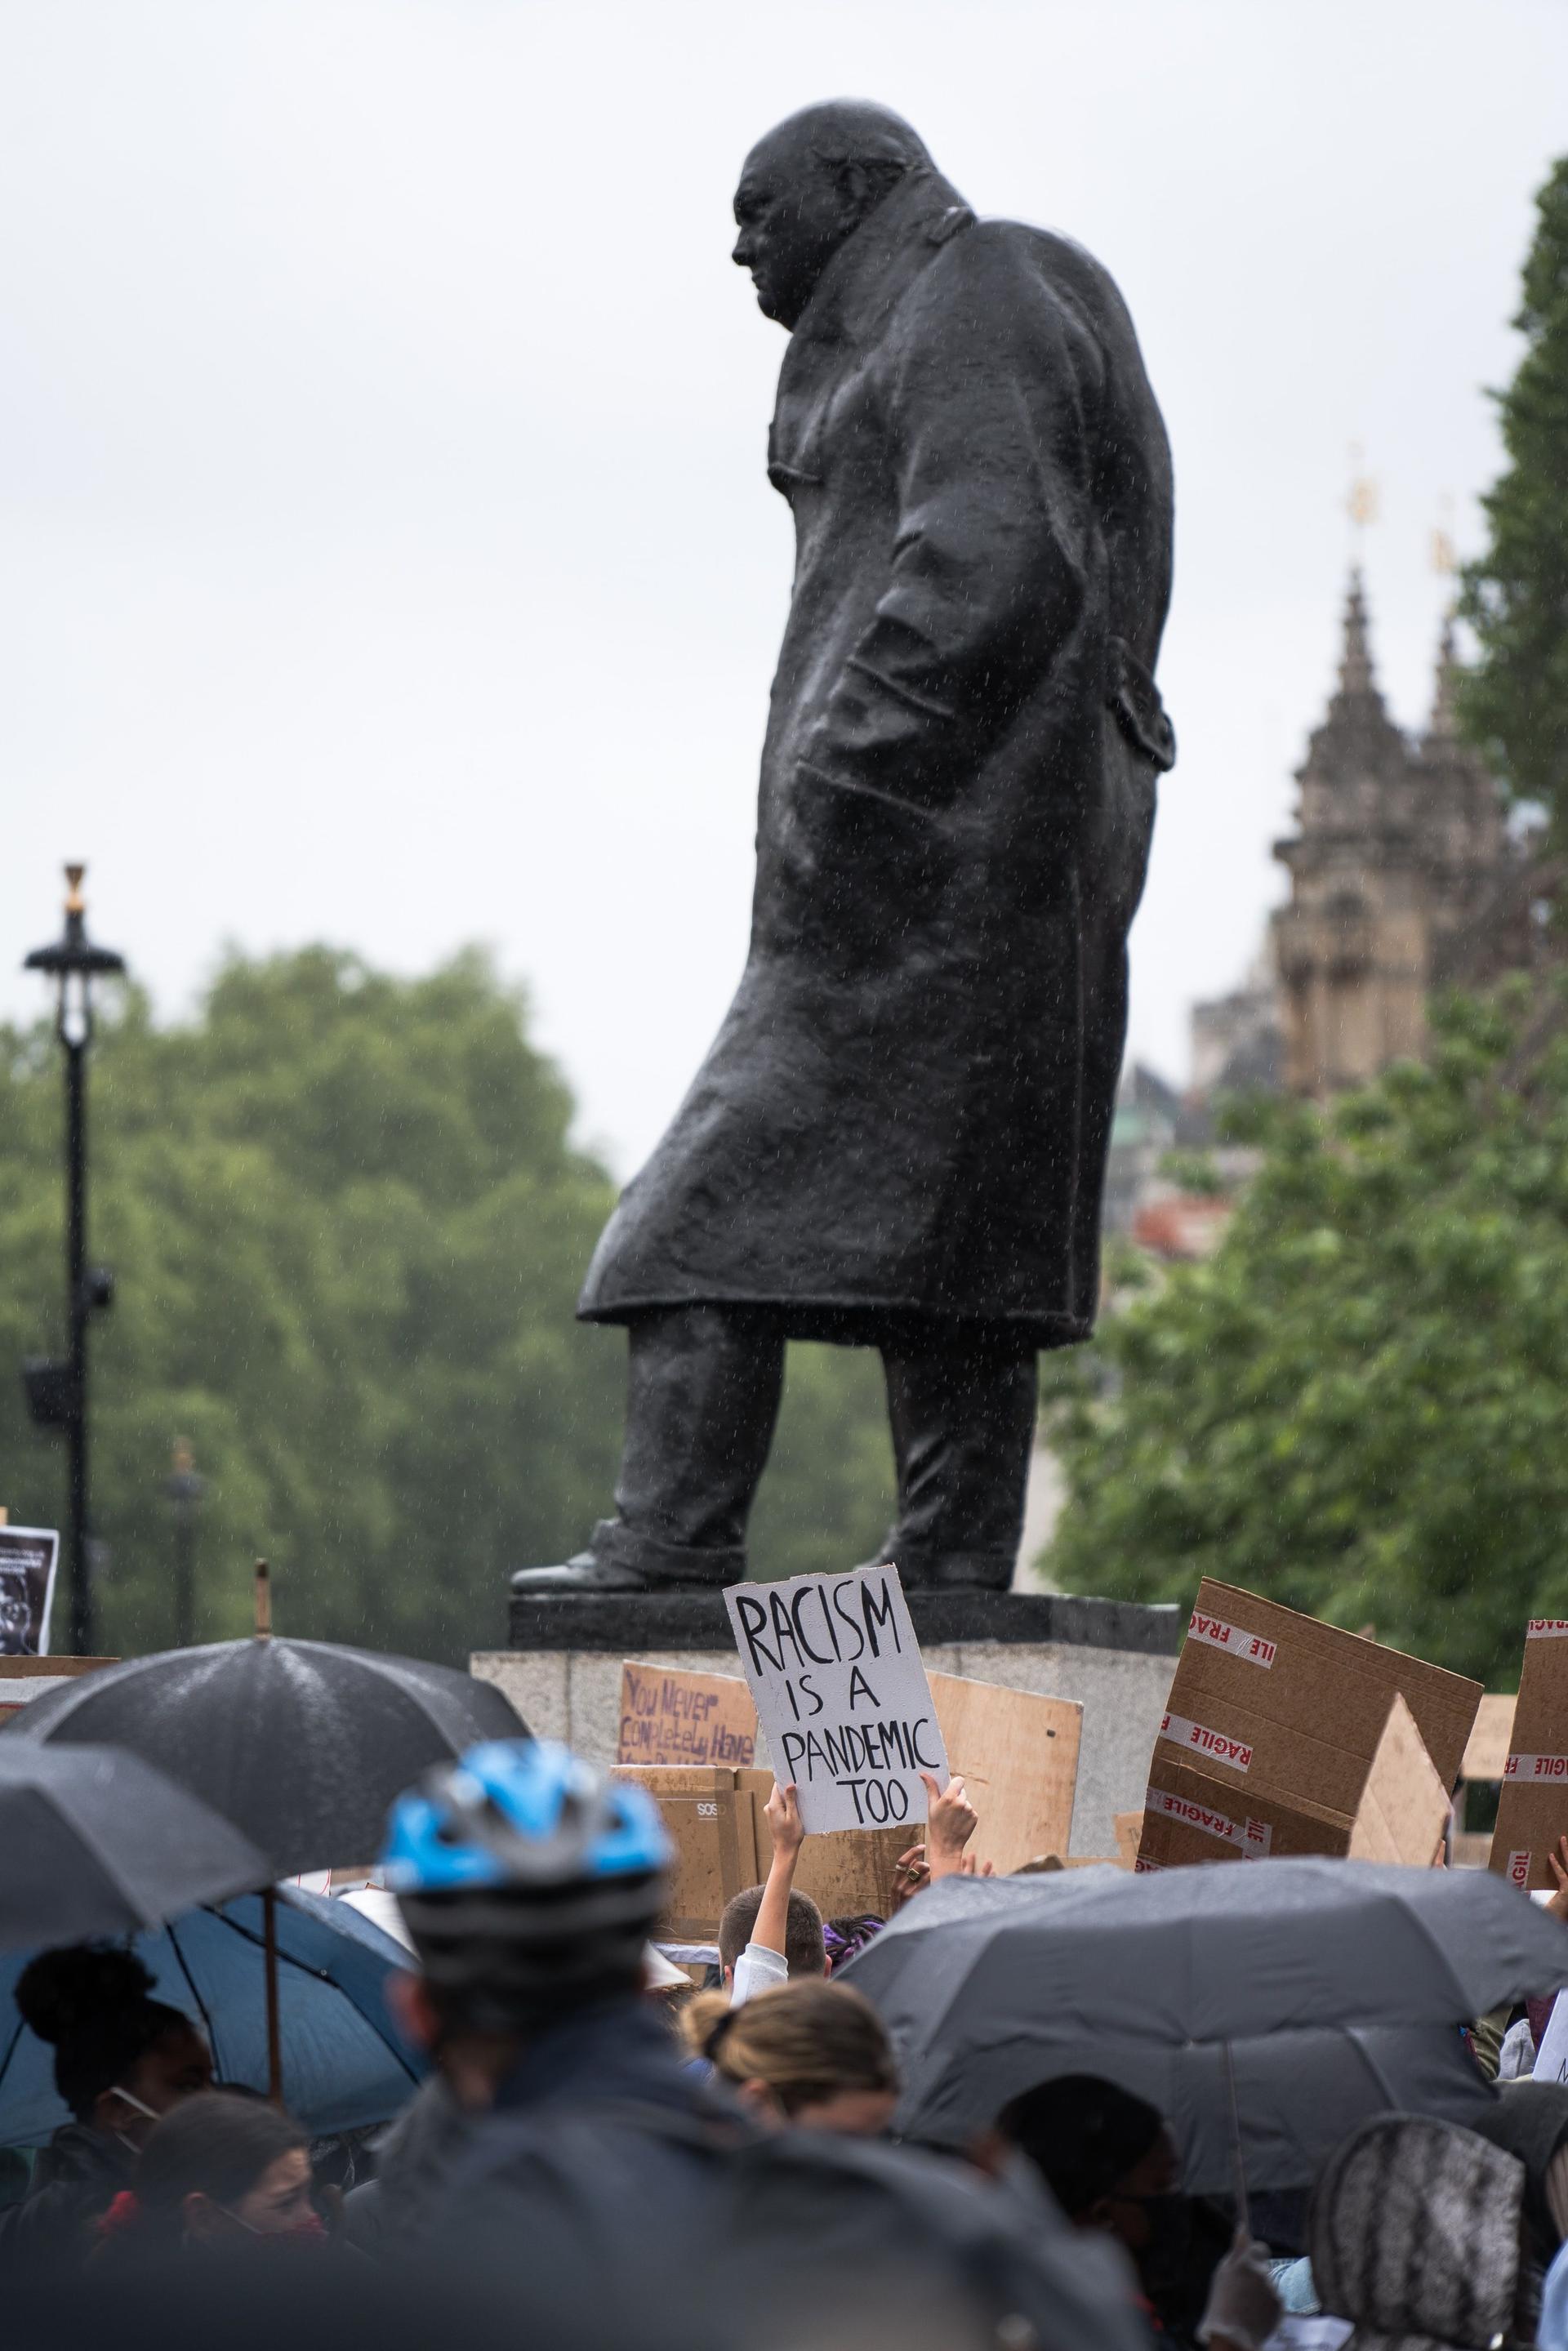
[4,0,1566,1176]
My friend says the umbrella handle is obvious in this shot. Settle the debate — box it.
[1222,2041,1250,2237]
[262,1884,283,2104]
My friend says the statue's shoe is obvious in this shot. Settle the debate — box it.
[510,1552,650,1596]
[855,1549,1013,1592]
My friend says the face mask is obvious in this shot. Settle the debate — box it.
[107,2083,163,2152]
[217,2202,328,2248]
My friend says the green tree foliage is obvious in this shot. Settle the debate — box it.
[1460,156,1568,833]
[0,949,893,1661]
[1042,984,1568,1685]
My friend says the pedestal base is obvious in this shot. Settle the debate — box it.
[480,1588,1179,1863]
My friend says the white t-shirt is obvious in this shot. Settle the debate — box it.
[730,1940,789,2006]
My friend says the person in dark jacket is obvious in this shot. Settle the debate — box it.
[0,1944,212,2269]
[361,1738,1152,2351]
[521,98,1174,1601]
[1473,2082,1568,2270]
[350,1737,739,2260]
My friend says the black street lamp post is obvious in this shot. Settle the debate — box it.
[21,865,126,1657]
[167,1439,205,1648]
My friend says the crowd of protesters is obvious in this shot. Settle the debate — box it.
[7,1737,1568,2351]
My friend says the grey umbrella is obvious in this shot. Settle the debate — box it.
[0,1743,270,1949]
[840,1862,1568,2193]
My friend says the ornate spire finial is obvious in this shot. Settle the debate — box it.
[1427,608,1461,741]
[1346,442,1379,556]
[1339,568,1374,698]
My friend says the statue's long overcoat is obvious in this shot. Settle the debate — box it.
[581,167,1174,1348]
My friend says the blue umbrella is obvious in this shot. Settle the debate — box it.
[0,1886,425,2147]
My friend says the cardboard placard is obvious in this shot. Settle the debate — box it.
[1490,1623,1568,1890]
[0,1526,60,1656]
[1463,1694,1517,1784]
[1346,1693,1451,1865]
[616,1661,757,1770]
[1164,1580,1481,1792]
[611,1765,761,1939]
[926,1671,1080,1876]
[1113,1810,1146,1868]
[1140,1694,1449,1869]
[0,1654,117,1721]
[724,1565,947,1834]
[1139,1580,1480,1872]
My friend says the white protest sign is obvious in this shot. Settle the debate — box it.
[0,1525,60,1657]
[1533,1993,1568,2084]
[724,1563,948,1833]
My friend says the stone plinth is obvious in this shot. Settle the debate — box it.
[477,1590,1178,1863]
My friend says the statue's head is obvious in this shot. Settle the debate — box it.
[732,101,933,330]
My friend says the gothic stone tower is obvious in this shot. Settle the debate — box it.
[1272,572,1512,1100]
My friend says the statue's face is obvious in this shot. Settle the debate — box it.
[732,146,862,331]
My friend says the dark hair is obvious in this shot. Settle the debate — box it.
[15,1945,195,2124]
[823,1914,883,1969]
[718,1886,825,1978]
[998,2073,1165,2217]
[681,1979,898,2116]
[137,2094,308,2217]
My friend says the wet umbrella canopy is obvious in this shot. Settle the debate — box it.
[2,1635,527,1876]
[840,1862,1568,2191]
[0,1743,269,1950]
[0,1886,423,2142]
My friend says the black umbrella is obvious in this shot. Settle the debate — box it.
[2,1616,527,1877]
[0,1743,270,1950]
[841,1862,1568,2193]
[2,1570,527,2093]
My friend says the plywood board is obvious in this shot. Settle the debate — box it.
[735,1768,908,1921]
[610,1765,760,1939]
[928,1671,1081,1876]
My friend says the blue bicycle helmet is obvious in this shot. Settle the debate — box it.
[382,1741,672,2028]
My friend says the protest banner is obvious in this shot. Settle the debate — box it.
[1490,1622,1568,1891]
[724,1563,948,1835]
[926,1671,1080,1874]
[1139,1579,1480,1871]
[0,1525,60,1656]
[616,1661,757,1770]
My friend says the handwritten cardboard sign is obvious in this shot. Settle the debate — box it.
[724,1563,948,1834]
[0,1525,60,1656]
[616,1661,757,1769]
